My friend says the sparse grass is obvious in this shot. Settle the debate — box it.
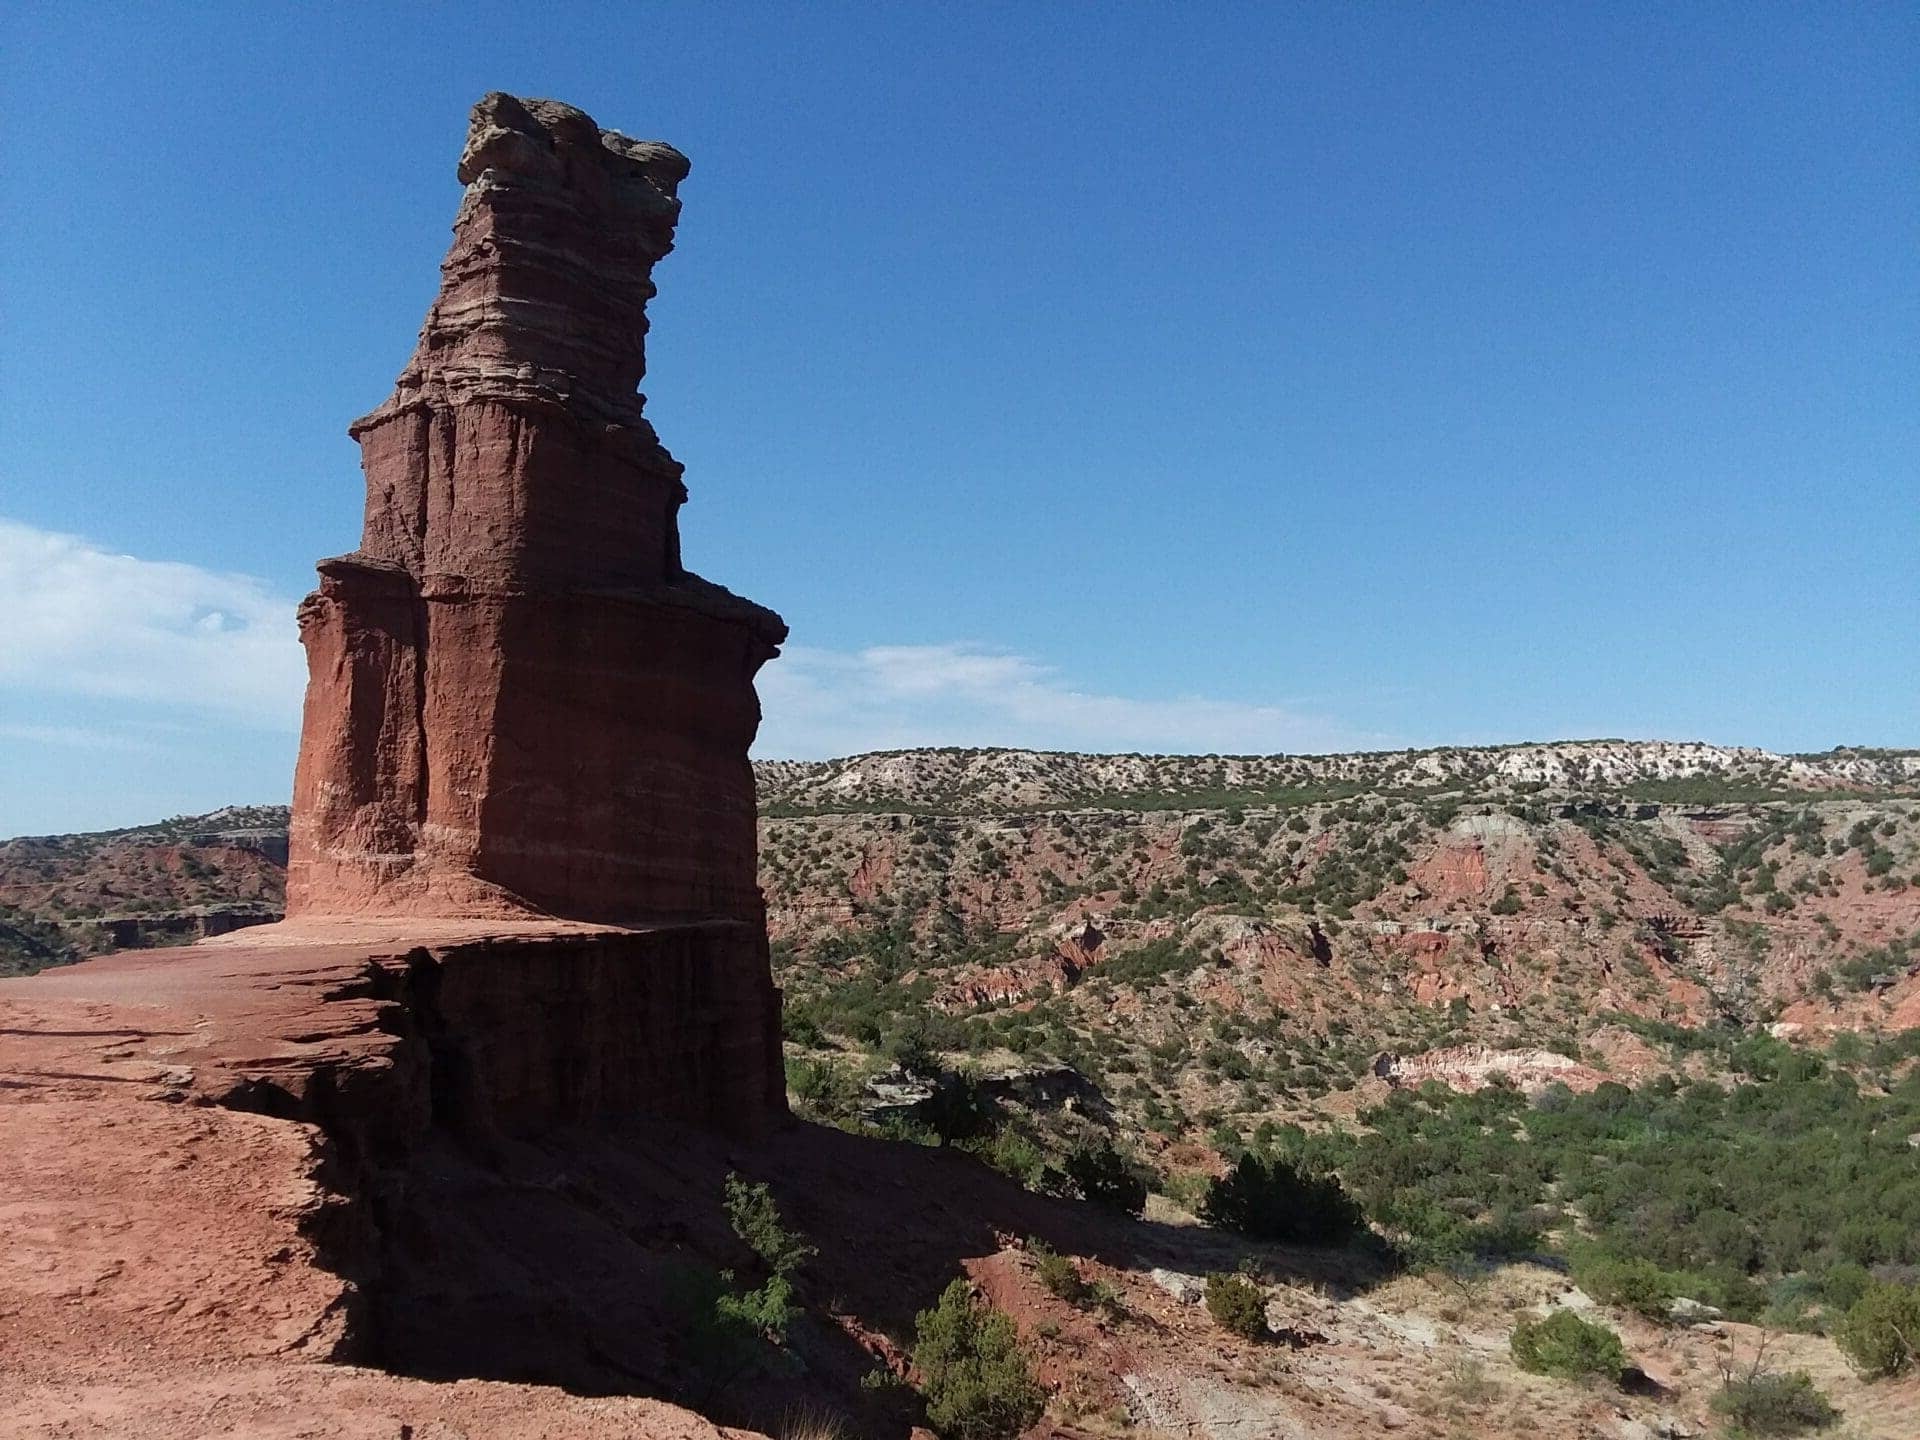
[777,1406,851,1440]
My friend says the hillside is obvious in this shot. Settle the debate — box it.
[754,740,1920,1156]
[9,739,1920,1126]
[758,741,1920,813]
[7,741,1920,1435]
[8,742,1919,1028]
[751,743,1920,1436]
[0,806,288,975]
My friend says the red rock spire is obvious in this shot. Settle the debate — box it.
[288,93,787,926]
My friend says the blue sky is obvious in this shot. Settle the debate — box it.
[2,3,1915,833]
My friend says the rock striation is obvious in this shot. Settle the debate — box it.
[289,92,786,928]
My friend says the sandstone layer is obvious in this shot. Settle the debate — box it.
[289,92,786,927]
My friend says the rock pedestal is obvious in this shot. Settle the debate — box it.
[289,93,785,930]
[283,94,788,1132]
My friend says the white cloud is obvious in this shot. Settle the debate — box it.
[0,519,305,729]
[755,642,1376,759]
[0,520,1374,762]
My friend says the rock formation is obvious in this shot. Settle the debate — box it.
[3,96,792,1156]
[271,94,789,1134]
[289,92,786,927]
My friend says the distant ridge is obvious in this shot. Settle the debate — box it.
[7,741,1919,843]
[754,740,1920,815]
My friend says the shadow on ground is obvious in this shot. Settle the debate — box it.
[366,1116,1393,1437]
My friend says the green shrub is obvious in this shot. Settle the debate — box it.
[887,1015,944,1077]
[921,1070,995,1143]
[1761,1274,1821,1333]
[786,1057,863,1121]
[1063,1140,1148,1216]
[966,1129,1045,1189]
[715,1270,799,1343]
[1710,1370,1837,1436]
[783,1009,825,1047]
[696,1174,817,1355]
[1380,1193,1541,1271]
[1204,1272,1268,1340]
[1818,1261,1872,1316]
[1307,1014,1920,1307]
[1384,1195,1475,1272]
[912,1279,1046,1440]
[666,1263,779,1393]
[1572,1250,1678,1321]
[1833,1281,1920,1378]
[1508,1310,1626,1382]
[725,1173,816,1281]
[1027,1239,1089,1304]
[1084,1278,1125,1319]
[1698,1265,1769,1323]
[1201,1153,1367,1245]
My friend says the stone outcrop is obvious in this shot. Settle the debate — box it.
[289,92,786,928]
[1369,1044,1606,1095]
[1,922,785,1169]
[4,95,793,1167]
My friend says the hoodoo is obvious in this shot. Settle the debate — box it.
[235,93,795,1134]
[289,92,787,925]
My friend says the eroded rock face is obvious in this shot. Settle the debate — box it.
[1370,1044,1606,1095]
[288,93,786,926]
